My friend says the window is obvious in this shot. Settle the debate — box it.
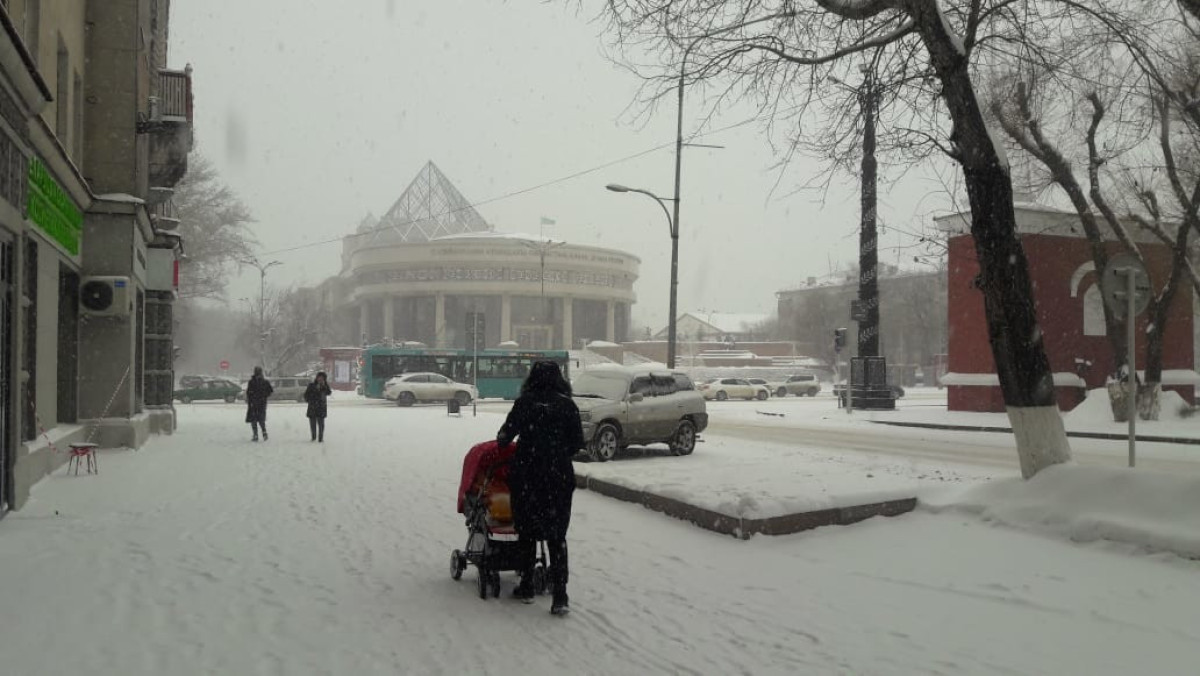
[26,0,40,67]
[1083,285,1106,336]
[73,72,83,162]
[672,374,694,391]
[651,375,677,397]
[630,376,652,396]
[56,36,68,141]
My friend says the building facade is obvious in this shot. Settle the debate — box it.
[328,162,639,350]
[776,268,948,383]
[1,1,192,512]
[940,202,1195,412]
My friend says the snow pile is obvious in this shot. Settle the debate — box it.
[1067,387,1193,424]
[924,464,1200,559]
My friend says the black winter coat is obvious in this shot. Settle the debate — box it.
[244,376,273,423]
[497,391,584,541]
[305,381,332,418]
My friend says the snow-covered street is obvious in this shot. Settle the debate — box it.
[2,399,1198,675]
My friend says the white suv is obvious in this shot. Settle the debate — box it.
[572,367,708,462]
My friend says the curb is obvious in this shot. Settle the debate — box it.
[576,473,917,540]
[873,420,1200,446]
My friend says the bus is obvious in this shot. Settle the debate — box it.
[359,346,570,400]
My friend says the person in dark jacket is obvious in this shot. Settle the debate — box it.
[245,367,274,441]
[304,372,333,442]
[496,360,584,616]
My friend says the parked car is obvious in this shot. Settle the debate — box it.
[699,377,770,401]
[747,378,772,393]
[572,367,708,461]
[383,372,477,406]
[769,373,822,397]
[263,376,308,402]
[178,374,207,389]
[174,378,243,404]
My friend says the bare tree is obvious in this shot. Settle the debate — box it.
[596,0,1073,476]
[989,3,1200,419]
[174,154,256,300]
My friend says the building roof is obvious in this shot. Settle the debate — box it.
[657,312,771,338]
[354,161,491,248]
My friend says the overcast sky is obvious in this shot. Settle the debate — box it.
[171,0,954,331]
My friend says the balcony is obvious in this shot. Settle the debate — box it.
[145,66,195,188]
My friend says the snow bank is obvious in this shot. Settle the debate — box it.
[924,464,1200,559]
[1067,387,1193,424]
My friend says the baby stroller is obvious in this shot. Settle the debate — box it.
[450,440,549,599]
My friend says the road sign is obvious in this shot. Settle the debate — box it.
[1101,253,1151,319]
[219,360,230,372]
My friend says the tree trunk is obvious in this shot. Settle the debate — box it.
[908,0,1071,477]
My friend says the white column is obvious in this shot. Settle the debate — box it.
[434,293,446,347]
[382,296,394,343]
[359,301,369,344]
[561,297,574,350]
[501,294,512,343]
[605,300,616,342]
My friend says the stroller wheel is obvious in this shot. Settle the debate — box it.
[477,565,490,599]
[450,549,465,581]
[489,570,502,598]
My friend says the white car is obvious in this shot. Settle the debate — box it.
[383,372,478,407]
[699,377,769,401]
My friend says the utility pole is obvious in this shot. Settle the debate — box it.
[241,256,281,373]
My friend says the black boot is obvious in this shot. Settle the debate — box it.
[510,580,535,604]
[550,587,569,616]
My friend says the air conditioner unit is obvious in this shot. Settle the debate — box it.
[80,276,133,318]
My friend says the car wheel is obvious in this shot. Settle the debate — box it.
[397,392,416,407]
[756,390,768,401]
[454,391,472,405]
[716,391,728,401]
[776,387,788,398]
[224,395,236,404]
[806,390,817,397]
[670,419,697,456]
[590,423,620,462]
[181,396,192,404]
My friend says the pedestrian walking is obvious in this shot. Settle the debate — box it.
[496,361,583,616]
[304,371,332,442]
[245,366,274,442]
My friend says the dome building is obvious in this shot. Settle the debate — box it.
[335,162,639,350]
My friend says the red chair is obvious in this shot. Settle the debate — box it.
[67,443,98,475]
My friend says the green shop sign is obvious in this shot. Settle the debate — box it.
[26,157,83,255]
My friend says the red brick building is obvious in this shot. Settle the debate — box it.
[941,203,1195,412]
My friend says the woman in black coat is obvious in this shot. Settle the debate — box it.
[304,371,333,442]
[496,361,584,616]
[244,367,274,441]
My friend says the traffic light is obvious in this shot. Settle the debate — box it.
[834,328,847,352]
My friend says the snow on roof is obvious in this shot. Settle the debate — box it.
[95,193,145,204]
[586,340,622,348]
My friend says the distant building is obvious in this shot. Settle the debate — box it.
[776,268,947,384]
[655,312,772,344]
[321,161,639,350]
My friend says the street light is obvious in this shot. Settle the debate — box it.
[240,256,282,373]
[605,183,679,367]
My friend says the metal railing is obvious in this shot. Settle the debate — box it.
[158,68,192,122]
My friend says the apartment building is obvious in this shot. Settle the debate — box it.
[0,0,193,512]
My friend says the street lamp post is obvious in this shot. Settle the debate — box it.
[241,256,282,373]
[606,183,678,367]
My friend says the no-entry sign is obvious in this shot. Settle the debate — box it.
[219,360,230,371]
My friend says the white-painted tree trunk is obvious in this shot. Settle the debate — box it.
[1006,406,1072,479]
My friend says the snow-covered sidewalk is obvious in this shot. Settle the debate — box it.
[2,400,1198,674]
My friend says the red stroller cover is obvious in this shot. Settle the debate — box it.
[457,440,517,514]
